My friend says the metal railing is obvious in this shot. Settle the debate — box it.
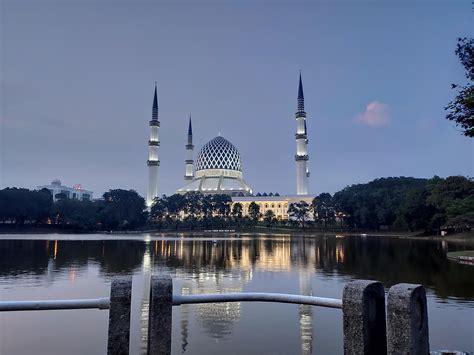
[0,293,341,312]
[0,298,110,312]
[0,276,431,355]
[173,293,342,308]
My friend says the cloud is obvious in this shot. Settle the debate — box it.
[355,101,390,127]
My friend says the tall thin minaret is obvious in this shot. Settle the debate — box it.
[295,73,310,195]
[147,83,160,207]
[184,115,194,181]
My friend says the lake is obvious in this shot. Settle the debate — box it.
[0,234,473,354]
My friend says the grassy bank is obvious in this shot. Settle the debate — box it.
[447,250,474,258]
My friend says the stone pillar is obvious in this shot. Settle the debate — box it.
[107,277,132,355]
[342,280,387,355]
[148,275,173,355]
[387,283,429,355]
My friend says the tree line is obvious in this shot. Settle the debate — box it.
[0,188,147,231]
[0,175,472,234]
[327,176,473,233]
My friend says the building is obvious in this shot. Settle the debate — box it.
[177,133,253,196]
[172,73,314,219]
[231,195,314,220]
[37,179,93,202]
[295,73,310,195]
[147,83,160,207]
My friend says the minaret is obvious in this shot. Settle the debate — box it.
[184,115,194,181]
[147,83,160,207]
[295,73,310,195]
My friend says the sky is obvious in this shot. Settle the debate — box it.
[1,0,473,198]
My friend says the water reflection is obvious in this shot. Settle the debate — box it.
[299,271,313,355]
[0,235,473,354]
[1,236,472,300]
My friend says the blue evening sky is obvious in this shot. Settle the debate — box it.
[1,0,473,198]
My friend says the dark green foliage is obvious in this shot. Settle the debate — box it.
[150,193,240,229]
[425,176,474,232]
[100,189,147,229]
[445,37,474,137]
[55,192,68,200]
[397,188,435,232]
[0,188,53,224]
[311,193,336,227]
[288,201,310,228]
[51,199,100,229]
[231,202,243,218]
[333,176,474,233]
[1,176,472,233]
[334,177,427,230]
[263,210,276,227]
[248,201,261,223]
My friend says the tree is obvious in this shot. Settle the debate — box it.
[446,196,474,219]
[426,176,474,233]
[445,37,474,137]
[231,202,243,228]
[183,192,203,218]
[101,189,147,230]
[212,194,231,218]
[311,193,335,228]
[52,199,99,229]
[263,210,276,227]
[288,201,310,229]
[55,192,68,200]
[0,187,53,225]
[333,177,427,230]
[231,202,243,218]
[396,187,435,232]
[248,202,261,224]
[150,196,167,229]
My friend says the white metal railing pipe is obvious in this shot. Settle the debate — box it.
[172,293,343,309]
[0,293,342,312]
[0,298,110,312]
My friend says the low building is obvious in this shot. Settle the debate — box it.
[37,179,93,202]
[232,195,314,220]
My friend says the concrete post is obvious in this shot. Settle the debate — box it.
[107,277,132,355]
[342,280,387,355]
[387,283,429,355]
[148,275,173,355]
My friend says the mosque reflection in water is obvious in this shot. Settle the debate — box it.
[137,237,317,352]
[0,235,473,354]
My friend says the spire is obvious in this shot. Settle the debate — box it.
[188,115,193,136]
[297,72,305,113]
[152,82,158,121]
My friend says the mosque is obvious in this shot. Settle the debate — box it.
[146,74,314,220]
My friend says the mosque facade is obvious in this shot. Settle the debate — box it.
[147,74,314,218]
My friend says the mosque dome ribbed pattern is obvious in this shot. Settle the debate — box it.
[195,136,242,171]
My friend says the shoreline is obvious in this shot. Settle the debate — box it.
[0,227,472,244]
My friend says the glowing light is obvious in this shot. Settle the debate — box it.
[54,240,58,259]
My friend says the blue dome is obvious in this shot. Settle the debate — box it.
[195,136,242,171]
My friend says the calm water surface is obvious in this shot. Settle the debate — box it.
[0,234,473,355]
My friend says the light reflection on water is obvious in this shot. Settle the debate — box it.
[0,234,473,354]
